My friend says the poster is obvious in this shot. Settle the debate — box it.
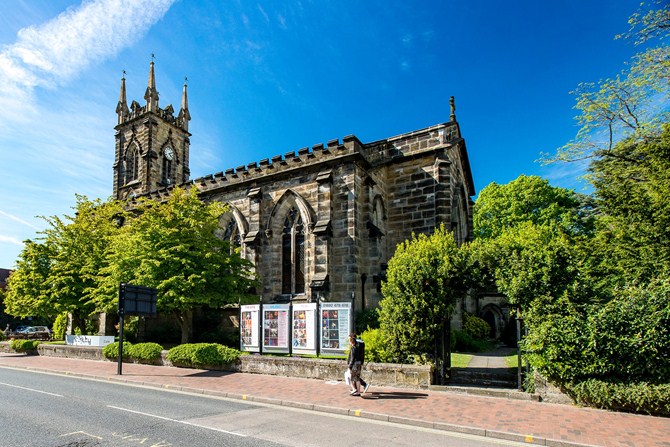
[292,303,317,355]
[319,302,352,354]
[240,304,260,352]
[262,303,290,353]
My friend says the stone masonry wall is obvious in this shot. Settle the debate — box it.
[0,343,432,389]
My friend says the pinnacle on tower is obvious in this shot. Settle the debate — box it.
[178,78,191,131]
[144,57,159,112]
[116,71,129,124]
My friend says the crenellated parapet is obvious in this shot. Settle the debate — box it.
[187,135,363,194]
[128,119,467,203]
[118,101,190,132]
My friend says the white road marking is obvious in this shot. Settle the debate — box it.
[0,381,63,397]
[107,405,247,438]
[59,431,103,440]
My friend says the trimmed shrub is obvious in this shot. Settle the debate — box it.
[102,341,133,360]
[453,330,494,353]
[128,342,164,364]
[568,379,670,416]
[10,339,39,352]
[463,314,491,340]
[167,343,242,369]
[359,328,394,363]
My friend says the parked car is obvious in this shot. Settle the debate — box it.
[11,326,52,341]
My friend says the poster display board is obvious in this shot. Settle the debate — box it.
[291,303,317,355]
[320,302,352,354]
[240,304,260,352]
[262,303,290,353]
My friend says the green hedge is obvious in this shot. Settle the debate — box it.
[128,342,164,363]
[568,379,670,416]
[359,328,394,363]
[167,343,242,368]
[102,341,133,360]
[10,339,40,352]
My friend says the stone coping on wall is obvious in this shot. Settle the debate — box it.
[0,342,432,389]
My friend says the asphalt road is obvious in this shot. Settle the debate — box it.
[0,367,527,447]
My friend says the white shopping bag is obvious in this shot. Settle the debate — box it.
[344,368,351,385]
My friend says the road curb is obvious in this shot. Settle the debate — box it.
[0,362,600,447]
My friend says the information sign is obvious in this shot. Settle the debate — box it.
[119,283,157,317]
[240,304,260,352]
[319,302,352,354]
[291,303,317,355]
[262,303,290,353]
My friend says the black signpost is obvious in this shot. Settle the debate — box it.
[117,283,157,375]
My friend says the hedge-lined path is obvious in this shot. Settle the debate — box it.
[0,352,668,447]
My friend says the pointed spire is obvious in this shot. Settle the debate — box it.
[449,96,456,122]
[116,70,129,124]
[144,55,159,112]
[178,77,191,131]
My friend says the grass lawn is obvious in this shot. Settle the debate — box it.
[450,352,472,367]
[505,352,521,368]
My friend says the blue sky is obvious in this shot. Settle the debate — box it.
[0,0,646,269]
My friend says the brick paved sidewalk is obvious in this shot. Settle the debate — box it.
[0,353,668,447]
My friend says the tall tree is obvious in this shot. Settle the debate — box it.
[5,196,123,332]
[473,175,592,240]
[547,1,670,289]
[5,239,54,319]
[379,225,468,367]
[98,187,257,343]
[469,174,603,330]
[549,1,668,164]
[588,124,670,286]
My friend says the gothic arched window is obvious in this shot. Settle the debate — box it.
[124,146,139,184]
[281,207,305,295]
[223,219,241,250]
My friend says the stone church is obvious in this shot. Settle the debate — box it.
[113,62,509,337]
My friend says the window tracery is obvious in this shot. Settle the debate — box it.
[281,206,305,295]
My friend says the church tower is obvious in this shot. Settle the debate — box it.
[113,60,191,200]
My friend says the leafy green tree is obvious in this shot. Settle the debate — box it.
[471,175,597,310]
[379,225,468,364]
[5,239,54,319]
[98,187,257,343]
[588,125,670,286]
[549,1,668,163]
[473,175,592,240]
[472,221,594,311]
[5,196,124,333]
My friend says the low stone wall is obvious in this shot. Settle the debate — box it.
[0,342,432,388]
[534,371,574,405]
[38,343,106,361]
[236,355,432,388]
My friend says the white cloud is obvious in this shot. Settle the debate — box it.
[0,0,175,122]
[0,210,41,231]
[0,235,24,247]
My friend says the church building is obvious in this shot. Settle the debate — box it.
[113,62,508,337]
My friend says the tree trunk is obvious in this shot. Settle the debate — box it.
[178,310,193,344]
[70,310,86,335]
